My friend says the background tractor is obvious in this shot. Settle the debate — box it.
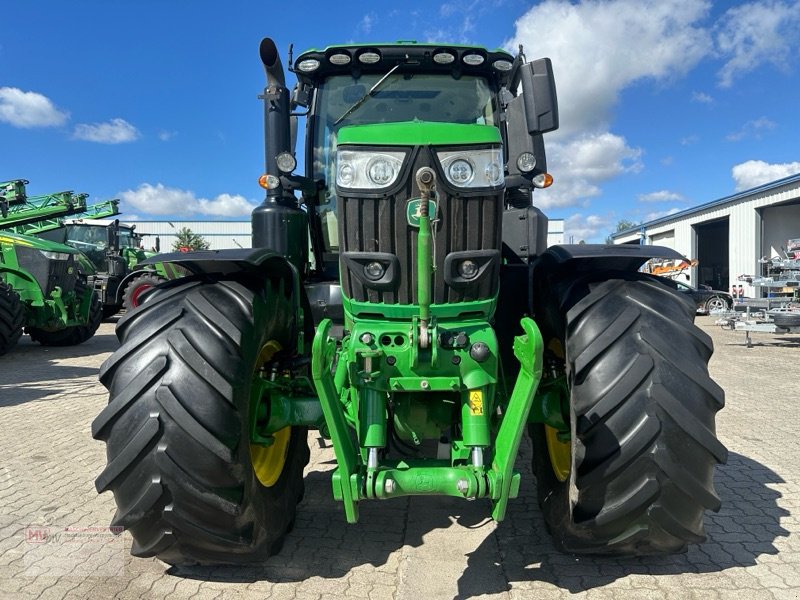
[0,181,102,355]
[39,218,182,318]
[93,38,727,565]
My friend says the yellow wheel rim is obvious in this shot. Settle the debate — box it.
[249,341,291,488]
[545,425,571,482]
[544,337,571,482]
[251,426,291,487]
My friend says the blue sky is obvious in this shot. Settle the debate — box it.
[2,0,799,242]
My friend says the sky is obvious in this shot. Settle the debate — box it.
[2,0,799,243]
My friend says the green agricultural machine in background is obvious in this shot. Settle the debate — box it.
[0,181,102,355]
[39,218,183,318]
[93,39,727,565]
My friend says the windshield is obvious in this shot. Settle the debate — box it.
[311,72,497,251]
[118,228,138,248]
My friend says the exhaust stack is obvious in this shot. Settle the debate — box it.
[258,37,291,198]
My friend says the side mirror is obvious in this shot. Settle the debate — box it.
[519,59,559,135]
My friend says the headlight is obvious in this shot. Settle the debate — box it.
[39,250,72,261]
[336,150,405,190]
[437,148,504,188]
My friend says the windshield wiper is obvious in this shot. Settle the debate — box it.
[334,64,401,126]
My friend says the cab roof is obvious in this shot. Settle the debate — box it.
[293,42,517,87]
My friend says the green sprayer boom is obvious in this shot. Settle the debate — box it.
[0,190,89,229]
[6,199,121,236]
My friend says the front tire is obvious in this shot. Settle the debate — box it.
[532,273,728,555]
[92,278,309,565]
[27,283,102,346]
[0,281,24,355]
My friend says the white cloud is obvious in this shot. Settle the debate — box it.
[535,132,642,208]
[680,134,700,146]
[0,87,68,128]
[638,190,685,203]
[73,118,140,144]
[565,213,613,243]
[725,117,777,142]
[505,0,712,135]
[358,13,376,35]
[158,130,177,142]
[196,193,256,217]
[505,0,800,210]
[715,0,800,88]
[118,183,257,217]
[731,160,800,191]
[691,91,714,104]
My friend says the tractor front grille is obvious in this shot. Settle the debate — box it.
[338,147,503,305]
[15,246,78,297]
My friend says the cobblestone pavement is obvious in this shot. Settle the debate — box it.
[0,316,798,599]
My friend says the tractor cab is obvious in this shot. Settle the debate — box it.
[283,43,557,277]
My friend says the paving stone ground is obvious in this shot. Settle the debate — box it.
[0,315,798,599]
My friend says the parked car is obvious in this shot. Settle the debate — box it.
[669,279,733,314]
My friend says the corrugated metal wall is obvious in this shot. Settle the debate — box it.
[130,221,251,251]
[613,178,800,294]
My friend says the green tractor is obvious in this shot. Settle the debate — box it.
[1,182,103,355]
[0,231,102,355]
[39,218,182,318]
[92,39,727,565]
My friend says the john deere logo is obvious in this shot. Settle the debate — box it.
[406,198,436,227]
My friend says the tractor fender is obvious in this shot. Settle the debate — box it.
[529,243,686,340]
[533,243,685,275]
[138,248,313,346]
[0,265,45,305]
[138,248,303,298]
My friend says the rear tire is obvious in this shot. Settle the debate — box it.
[122,273,167,311]
[27,283,102,346]
[0,281,24,355]
[532,272,728,555]
[92,278,309,565]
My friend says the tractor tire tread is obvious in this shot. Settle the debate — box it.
[93,278,309,565]
[533,273,727,556]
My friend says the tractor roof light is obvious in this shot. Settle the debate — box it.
[433,51,456,64]
[532,173,554,189]
[492,59,513,71]
[358,51,381,64]
[462,53,485,66]
[296,58,320,73]
[329,52,351,65]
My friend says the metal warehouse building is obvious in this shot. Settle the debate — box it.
[129,221,251,252]
[612,173,800,297]
[129,218,565,253]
